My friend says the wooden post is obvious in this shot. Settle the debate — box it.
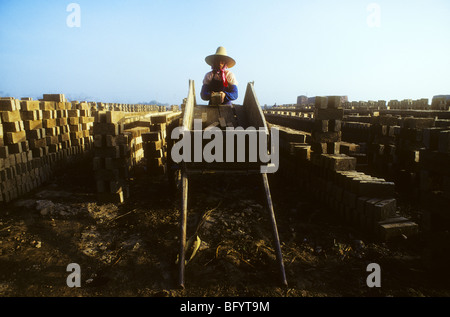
[178,172,189,288]
[261,173,288,287]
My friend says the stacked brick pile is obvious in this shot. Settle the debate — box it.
[142,112,182,175]
[311,96,343,155]
[92,109,181,203]
[142,123,167,175]
[418,120,450,230]
[268,105,419,241]
[0,94,94,203]
[68,102,94,153]
[93,111,150,203]
[431,97,449,111]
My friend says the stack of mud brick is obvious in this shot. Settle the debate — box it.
[93,110,151,203]
[68,101,94,155]
[0,98,35,203]
[369,116,436,195]
[418,119,450,231]
[263,110,314,132]
[431,97,450,111]
[0,94,93,203]
[311,96,344,155]
[367,115,401,176]
[272,123,311,186]
[142,112,182,175]
[308,152,418,241]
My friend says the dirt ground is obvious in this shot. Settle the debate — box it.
[1,158,450,298]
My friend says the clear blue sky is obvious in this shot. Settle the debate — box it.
[1,0,449,106]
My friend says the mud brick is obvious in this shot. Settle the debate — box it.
[0,99,20,111]
[48,143,60,153]
[293,144,311,160]
[42,118,57,128]
[423,127,448,150]
[0,146,9,158]
[58,133,70,142]
[326,142,340,154]
[312,131,341,143]
[68,117,80,126]
[353,179,395,197]
[106,135,127,147]
[29,138,47,149]
[45,127,59,136]
[142,131,161,142]
[321,154,356,171]
[150,123,166,132]
[314,96,328,109]
[60,125,69,134]
[56,117,68,126]
[5,130,26,144]
[19,100,40,111]
[327,96,342,109]
[339,142,360,155]
[80,109,90,117]
[69,124,82,132]
[70,131,83,140]
[46,135,60,146]
[31,146,48,158]
[123,127,150,139]
[314,107,344,120]
[314,120,328,132]
[388,125,401,137]
[94,111,107,123]
[20,110,41,122]
[3,121,24,133]
[41,110,54,119]
[438,130,450,153]
[401,117,435,129]
[8,142,24,154]
[23,120,43,130]
[376,220,418,241]
[328,120,341,132]
[25,128,42,141]
[93,135,105,148]
[106,111,126,124]
[1,110,21,123]
[144,139,163,152]
[93,122,122,136]
[68,109,80,117]
[40,101,56,110]
[55,102,67,110]
[366,198,397,226]
[43,94,66,102]
[311,142,327,155]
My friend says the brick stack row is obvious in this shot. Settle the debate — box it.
[431,97,450,111]
[0,95,94,203]
[310,153,418,241]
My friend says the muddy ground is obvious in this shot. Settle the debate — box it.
[1,158,450,298]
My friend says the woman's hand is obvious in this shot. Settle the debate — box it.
[220,91,226,103]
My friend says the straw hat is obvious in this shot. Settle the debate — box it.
[205,46,236,68]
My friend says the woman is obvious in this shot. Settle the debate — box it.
[200,46,238,105]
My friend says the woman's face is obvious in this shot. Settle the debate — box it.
[216,59,226,70]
